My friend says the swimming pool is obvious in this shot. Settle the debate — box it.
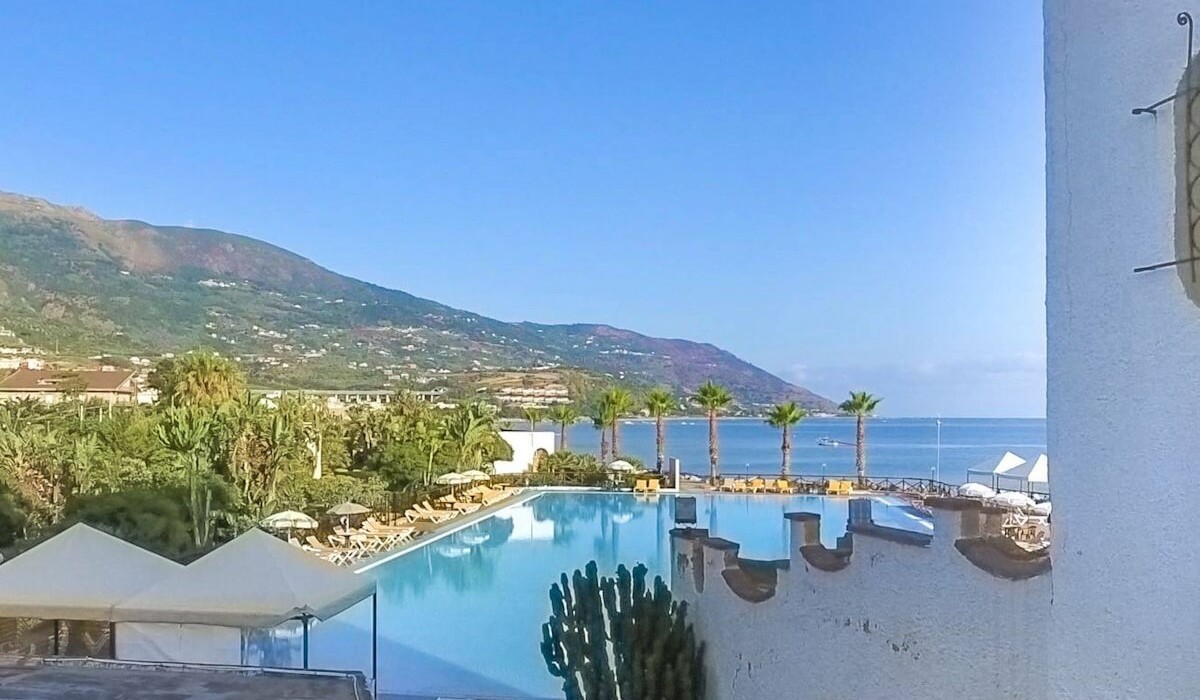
[366,491,931,699]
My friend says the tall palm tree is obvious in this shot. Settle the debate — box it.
[154,352,246,407]
[547,405,578,451]
[601,388,634,458]
[592,415,610,463]
[840,391,883,487]
[692,381,733,485]
[523,406,546,432]
[766,401,806,477]
[645,389,674,473]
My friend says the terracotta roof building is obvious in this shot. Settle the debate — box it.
[0,368,137,404]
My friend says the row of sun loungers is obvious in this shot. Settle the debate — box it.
[715,477,854,495]
[293,519,418,565]
[290,486,522,565]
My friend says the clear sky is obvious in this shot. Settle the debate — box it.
[0,2,1045,417]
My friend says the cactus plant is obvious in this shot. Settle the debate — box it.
[541,560,706,700]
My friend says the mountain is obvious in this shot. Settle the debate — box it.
[0,192,835,410]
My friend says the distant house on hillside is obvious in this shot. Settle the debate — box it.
[0,368,137,405]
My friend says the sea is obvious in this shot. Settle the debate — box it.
[561,417,1046,485]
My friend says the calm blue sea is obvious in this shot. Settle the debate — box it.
[563,417,1046,484]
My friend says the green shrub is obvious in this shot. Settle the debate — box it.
[64,489,194,559]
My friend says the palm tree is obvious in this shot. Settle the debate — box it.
[152,352,246,407]
[692,381,733,485]
[547,405,578,451]
[645,389,674,473]
[840,391,883,487]
[523,406,546,432]
[766,401,806,477]
[156,406,216,547]
[601,388,634,458]
[591,411,611,463]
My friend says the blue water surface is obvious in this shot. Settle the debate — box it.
[368,491,929,699]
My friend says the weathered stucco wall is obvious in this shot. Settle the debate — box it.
[672,499,1050,700]
[1046,2,1200,698]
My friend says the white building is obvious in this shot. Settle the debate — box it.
[493,431,556,475]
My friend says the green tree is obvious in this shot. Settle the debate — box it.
[600,388,634,458]
[765,401,806,477]
[692,381,733,485]
[548,405,578,451]
[839,391,883,487]
[523,406,546,432]
[443,403,513,469]
[156,406,217,547]
[151,352,246,408]
[645,389,674,473]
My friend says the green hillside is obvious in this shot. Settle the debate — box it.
[0,192,835,409]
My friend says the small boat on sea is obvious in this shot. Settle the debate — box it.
[817,437,851,447]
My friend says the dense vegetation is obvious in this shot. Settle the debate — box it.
[0,353,511,557]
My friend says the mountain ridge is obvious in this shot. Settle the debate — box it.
[0,191,835,410]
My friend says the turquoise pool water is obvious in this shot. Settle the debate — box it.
[367,491,931,699]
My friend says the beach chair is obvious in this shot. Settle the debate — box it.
[633,479,649,494]
[304,535,352,565]
[718,478,737,492]
[827,480,852,496]
[646,479,661,494]
[770,479,796,494]
[748,478,768,493]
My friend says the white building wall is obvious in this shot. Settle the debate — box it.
[673,502,1050,700]
[1045,2,1200,698]
[493,431,556,475]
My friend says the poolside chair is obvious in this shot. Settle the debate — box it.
[406,507,455,524]
[304,535,353,565]
[718,478,737,492]
[363,521,415,544]
[646,479,661,494]
[633,479,649,494]
[826,480,852,496]
[748,478,767,493]
[769,479,797,494]
[732,479,750,493]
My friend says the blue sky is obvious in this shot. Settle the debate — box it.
[0,2,1045,417]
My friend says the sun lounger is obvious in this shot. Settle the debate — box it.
[748,478,767,493]
[646,479,660,494]
[718,478,737,492]
[768,479,797,494]
[633,479,649,493]
[826,480,852,496]
[304,535,354,565]
[732,479,750,493]
[406,508,455,524]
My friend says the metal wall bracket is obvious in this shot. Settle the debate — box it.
[1131,12,1193,115]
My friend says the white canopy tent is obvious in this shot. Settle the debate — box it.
[0,523,182,657]
[995,453,1050,493]
[112,529,376,681]
[965,452,1027,490]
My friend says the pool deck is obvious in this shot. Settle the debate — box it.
[0,657,367,700]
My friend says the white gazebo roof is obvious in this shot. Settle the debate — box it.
[988,452,1028,475]
[112,528,374,628]
[0,523,183,621]
[997,453,1050,484]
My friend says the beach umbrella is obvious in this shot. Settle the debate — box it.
[957,482,996,499]
[327,502,371,517]
[461,469,491,482]
[436,472,472,485]
[607,460,636,472]
[990,492,1036,510]
[260,510,319,530]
